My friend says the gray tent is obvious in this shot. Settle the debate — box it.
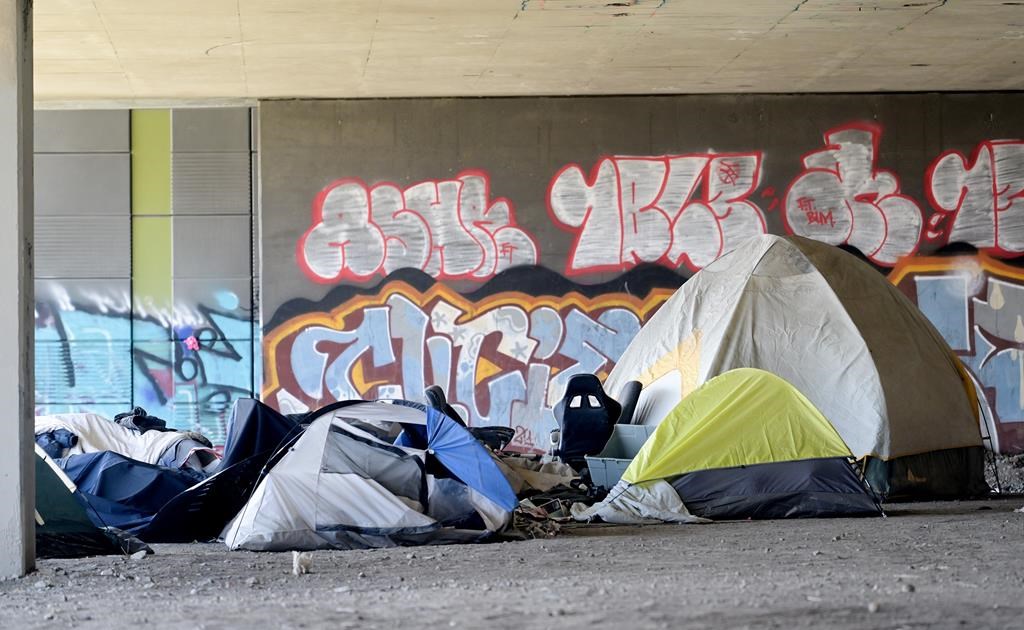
[222,401,517,551]
[605,234,987,499]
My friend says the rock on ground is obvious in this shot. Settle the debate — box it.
[1,499,1023,629]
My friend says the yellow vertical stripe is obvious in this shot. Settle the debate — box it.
[131,110,172,311]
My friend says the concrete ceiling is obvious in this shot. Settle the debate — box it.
[34,0,1024,105]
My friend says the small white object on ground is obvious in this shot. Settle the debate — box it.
[292,551,313,575]
[130,550,147,561]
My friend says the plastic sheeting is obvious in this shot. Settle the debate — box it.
[571,480,710,525]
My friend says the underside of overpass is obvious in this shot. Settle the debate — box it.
[34,0,1024,104]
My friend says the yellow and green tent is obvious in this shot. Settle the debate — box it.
[586,369,882,521]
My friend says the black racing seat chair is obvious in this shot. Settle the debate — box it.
[423,385,515,450]
[553,374,622,471]
[616,381,643,425]
[424,385,467,427]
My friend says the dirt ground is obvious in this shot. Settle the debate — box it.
[990,454,1024,494]
[2,498,1023,630]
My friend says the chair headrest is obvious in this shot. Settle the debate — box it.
[424,385,448,409]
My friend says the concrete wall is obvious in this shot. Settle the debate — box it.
[259,94,1024,454]
[34,108,260,445]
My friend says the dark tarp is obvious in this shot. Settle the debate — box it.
[140,399,300,543]
[670,457,882,520]
[219,398,300,470]
[864,445,990,500]
[140,454,273,543]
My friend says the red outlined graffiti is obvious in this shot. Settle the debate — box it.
[546,153,766,275]
[298,170,539,283]
[925,140,1024,256]
[783,122,923,266]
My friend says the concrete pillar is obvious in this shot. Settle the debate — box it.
[0,0,33,577]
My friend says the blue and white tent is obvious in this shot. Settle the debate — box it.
[222,400,517,551]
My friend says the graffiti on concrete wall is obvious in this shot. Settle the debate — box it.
[548,153,766,273]
[926,140,1024,254]
[891,254,1024,454]
[35,288,255,445]
[299,171,539,283]
[274,119,1024,454]
[295,123,1024,283]
[783,123,924,266]
[264,267,678,453]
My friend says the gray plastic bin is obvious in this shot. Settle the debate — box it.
[585,424,657,489]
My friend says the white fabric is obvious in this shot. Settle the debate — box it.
[605,234,981,460]
[496,456,578,493]
[467,488,510,533]
[571,480,710,525]
[35,413,187,465]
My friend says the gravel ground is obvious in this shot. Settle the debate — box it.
[2,498,1023,630]
[989,454,1024,494]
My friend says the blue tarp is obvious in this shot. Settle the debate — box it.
[397,407,518,513]
[58,452,202,534]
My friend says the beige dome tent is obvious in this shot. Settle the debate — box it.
[604,234,986,499]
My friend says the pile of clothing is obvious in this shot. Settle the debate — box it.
[37,408,219,476]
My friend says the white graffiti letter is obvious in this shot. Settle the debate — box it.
[299,172,539,282]
[300,180,387,281]
[927,140,1024,254]
[784,123,923,266]
[550,154,766,274]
